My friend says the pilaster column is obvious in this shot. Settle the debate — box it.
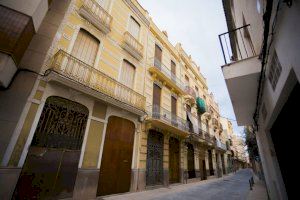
[205,149,210,176]
[212,149,217,176]
[194,145,201,178]
[180,141,188,183]
[163,133,170,186]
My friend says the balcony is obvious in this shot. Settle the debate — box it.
[0,6,35,87]
[216,139,227,151]
[146,105,189,137]
[204,132,216,145]
[79,0,112,34]
[122,31,143,60]
[47,50,146,114]
[219,24,261,125]
[184,86,196,105]
[212,118,219,129]
[148,58,185,94]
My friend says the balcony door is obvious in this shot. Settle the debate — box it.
[72,29,99,66]
[171,60,176,81]
[171,96,177,126]
[152,83,161,118]
[185,75,189,87]
[129,16,140,39]
[154,44,162,68]
[120,60,135,88]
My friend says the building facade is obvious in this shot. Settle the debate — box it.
[1,0,242,199]
[220,0,299,199]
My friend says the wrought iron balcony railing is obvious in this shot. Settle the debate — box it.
[204,132,215,144]
[152,58,186,91]
[184,86,196,99]
[80,0,112,34]
[123,31,143,60]
[212,118,219,127]
[216,140,227,150]
[49,50,146,111]
[219,24,256,64]
[148,105,189,132]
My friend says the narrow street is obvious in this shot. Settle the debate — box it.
[102,169,256,200]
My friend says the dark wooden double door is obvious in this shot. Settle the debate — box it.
[97,116,135,196]
[187,143,195,178]
[169,137,180,183]
[146,130,164,185]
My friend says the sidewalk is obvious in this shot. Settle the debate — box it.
[100,173,234,200]
[247,175,268,200]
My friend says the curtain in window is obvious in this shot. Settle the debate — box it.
[120,60,135,88]
[129,17,140,39]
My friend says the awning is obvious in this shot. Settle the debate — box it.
[196,97,206,114]
[187,112,199,134]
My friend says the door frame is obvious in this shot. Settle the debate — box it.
[97,115,136,196]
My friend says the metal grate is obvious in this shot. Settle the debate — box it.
[31,96,89,150]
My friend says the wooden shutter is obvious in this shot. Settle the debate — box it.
[153,84,161,106]
[186,104,191,113]
[195,86,199,96]
[185,75,189,86]
[155,44,162,62]
[171,60,176,75]
[71,29,99,66]
[129,17,140,39]
[171,96,177,115]
[120,60,135,88]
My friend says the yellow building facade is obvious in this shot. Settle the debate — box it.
[0,0,234,199]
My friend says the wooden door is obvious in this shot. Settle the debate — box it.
[221,154,226,174]
[12,97,88,200]
[120,60,135,88]
[97,116,135,196]
[169,137,180,183]
[171,60,176,81]
[171,96,177,126]
[187,143,195,179]
[129,16,140,39]
[72,29,99,66]
[154,44,162,67]
[202,160,207,180]
[146,130,164,186]
[209,150,214,175]
[152,83,161,118]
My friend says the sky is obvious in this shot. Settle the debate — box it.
[138,0,244,136]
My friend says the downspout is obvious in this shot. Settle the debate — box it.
[253,0,273,129]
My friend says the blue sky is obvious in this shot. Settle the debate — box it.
[138,0,244,136]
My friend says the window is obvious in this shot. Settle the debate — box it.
[185,75,189,86]
[120,60,135,88]
[195,86,199,96]
[129,16,140,39]
[171,60,176,75]
[268,51,282,90]
[154,44,162,67]
[72,29,99,66]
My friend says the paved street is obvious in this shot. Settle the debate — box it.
[102,169,257,200]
